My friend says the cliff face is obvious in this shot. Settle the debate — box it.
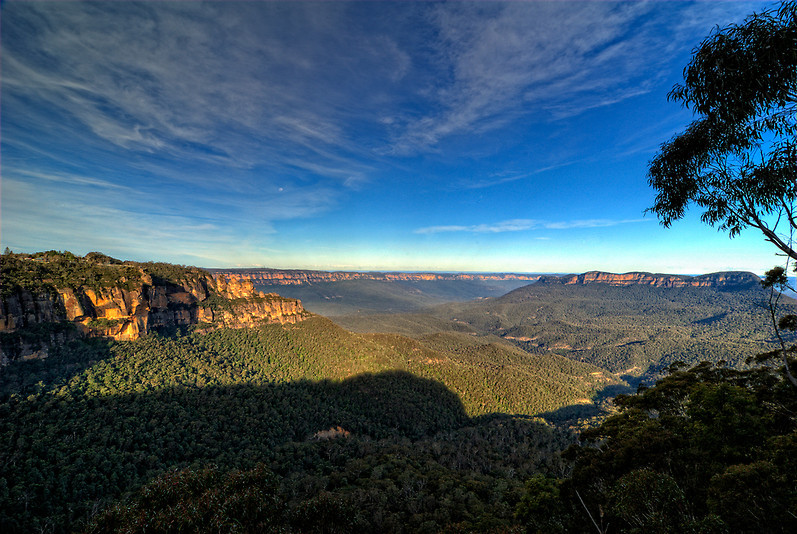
[1,274,306,340]
[538,271,760,289]
[212,268,541,286]
[0,290,64,332]
[205,276,305,330]
[1,256,307,363]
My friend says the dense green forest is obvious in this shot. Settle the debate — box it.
[3,254,794,532]
[1,315,613,533]
[2,252,621,533]
[5,322,792,532]
[76,363,797,534]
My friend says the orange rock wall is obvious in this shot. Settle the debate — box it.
[1,274,307,346]
[541,271,759,288]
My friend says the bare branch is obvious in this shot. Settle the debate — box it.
[576,490,609,534]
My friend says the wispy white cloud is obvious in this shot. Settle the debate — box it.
[390,2,655,151]
[2,1,413,254]
[390,1,767,153]
[460,160,580,190]
[2,2,397,183]
[415,218,649,235]
[7,168,134,191]
[4,1,764,177]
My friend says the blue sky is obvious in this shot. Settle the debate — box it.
[0,0,784,273]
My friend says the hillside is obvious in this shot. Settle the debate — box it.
[336,271,790,383]
[1,315,603,532]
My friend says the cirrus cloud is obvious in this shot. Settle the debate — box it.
[415,218,649,235]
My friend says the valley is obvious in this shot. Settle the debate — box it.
[1,251,794,533]
[5,0,797,531]
[227,267,786,384]
[0,252,606,532]
[344,272,782,382]
[214,268,538,316]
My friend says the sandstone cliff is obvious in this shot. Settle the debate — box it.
[211,268,541,286]
[1,253,308,364]
[537,271,760,289]
[216,267,759,290]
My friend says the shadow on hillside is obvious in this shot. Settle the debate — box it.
[6,365,471,439]
[0,337,118,400]
[537,382,634,424]
[0,325,204,400]
[1,325,225,400]
[4,368,527,532]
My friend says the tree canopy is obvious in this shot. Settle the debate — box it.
[647,1,797,260]
[559,362,797,534]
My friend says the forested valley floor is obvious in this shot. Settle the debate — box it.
[1,317,590,533]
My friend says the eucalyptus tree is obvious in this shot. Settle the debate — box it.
[648,1,797,386]
[647,1,797,260]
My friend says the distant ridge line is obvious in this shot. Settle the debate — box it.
[208,268,761,289]
[208,268,541,286]
[536,271,761,289]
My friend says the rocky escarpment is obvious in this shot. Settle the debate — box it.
[1,252,308,364]
[537,271,761,289]
[211,268,541,286]
[204,276,306,330]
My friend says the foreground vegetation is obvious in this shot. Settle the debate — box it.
[85,418,562,534]
[79,361,797,534]
[5,310,794,533]
[541,361,797,533]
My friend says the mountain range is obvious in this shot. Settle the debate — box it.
[231,268,765,316]
[1,251,792,533]
[209,267,541,285]
[333,270,783,383]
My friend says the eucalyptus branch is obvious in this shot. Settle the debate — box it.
[767,286,797,388]
[576,490,608,534]
[747,209,797,261]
